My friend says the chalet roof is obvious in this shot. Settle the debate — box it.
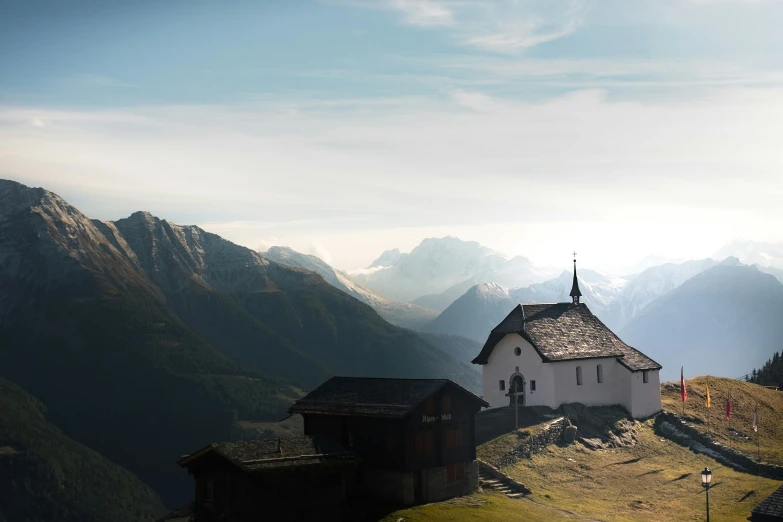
[289,377,488,418]
[177,435,356,472]
[753,484,783,520]
[471,303,661,371]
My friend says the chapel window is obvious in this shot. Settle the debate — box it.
[643,370,649,383]
[576,366,583,386]
[530,380,536,392]
[499,380,505,391]
[597,364,603,384]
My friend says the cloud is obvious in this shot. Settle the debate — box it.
[337,0,584,52]
[464,2,583,53]
[63,74,135,88]
[307,241,333,264]
[449,89,499,112]
[2,86,783,268]
[388,0,453,26]
[256,237,281,253]
[29,118,47,128]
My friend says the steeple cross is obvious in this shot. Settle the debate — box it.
[572,251,577,261]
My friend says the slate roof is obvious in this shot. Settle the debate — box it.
[471,303,661,371]
[753,484,783,520]
[289,377,488,418]
[178,435,356,472]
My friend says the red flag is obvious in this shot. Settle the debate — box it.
[726,394,733,421]
[680,367,687,403]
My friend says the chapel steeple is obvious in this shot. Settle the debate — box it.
[570,251,582,304]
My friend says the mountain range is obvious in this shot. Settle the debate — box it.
[261,246,437,329]
[0,179,478,511]
[424,268,627,342]
[620,261,783,380]
[351,237,557,304]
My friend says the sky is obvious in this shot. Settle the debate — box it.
[2,0,783,272]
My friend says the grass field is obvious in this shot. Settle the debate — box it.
[385,421,781,521]
[503,420,781,521]
[379,492,590,521]
[382,382,783,522]
[661,376,783,466]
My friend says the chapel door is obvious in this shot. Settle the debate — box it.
[509,375,525,407]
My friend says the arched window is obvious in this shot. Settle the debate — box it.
[576,366,583,386]
[514,347,521,356]
[597,364,603,384]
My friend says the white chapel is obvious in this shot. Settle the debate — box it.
[471,259,662,419]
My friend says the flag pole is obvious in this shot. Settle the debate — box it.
[756,402,761,463]
[728,390,732,451]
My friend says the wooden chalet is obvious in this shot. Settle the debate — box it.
[289,377,489,504]
[177,436,356,522]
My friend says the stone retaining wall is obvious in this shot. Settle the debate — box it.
[485,417,569,469]
[654,412,783,480]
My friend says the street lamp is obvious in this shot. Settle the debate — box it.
[701,467,712,522]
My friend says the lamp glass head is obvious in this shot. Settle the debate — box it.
[701,468,712,485]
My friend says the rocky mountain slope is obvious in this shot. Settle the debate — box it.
[351,237,555,303]
[426,269,626,342]
[620,262,783,380]
[0,378,166,522]
[600,258,717,330]
[0,179,478,508]
[262,246,437,329]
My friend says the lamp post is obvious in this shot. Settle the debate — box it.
[701,467,712,522]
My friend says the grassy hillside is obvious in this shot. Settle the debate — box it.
[379,492,583,521]
[386,396,783,522]
[661,376,783,465]
[0,378,166,522]
[483,420,780,521]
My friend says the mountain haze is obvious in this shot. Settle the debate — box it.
[714,239,783,269]
[601,258,718,330]
[620,262,783,380]
[352,237,554,303]
[426,269,626,342]
[262,245,437,329]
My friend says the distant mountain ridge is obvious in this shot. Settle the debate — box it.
[714,239,783,269]
[352,236,557,303]
[262,245,437,329]
[620,262,783,380]
[425,269,626,342]
[600,258,718,330]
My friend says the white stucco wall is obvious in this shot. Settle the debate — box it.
[480,333,662,419]
[481,334,555,409]
[551,358,626,409]
[629,369,662,418]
